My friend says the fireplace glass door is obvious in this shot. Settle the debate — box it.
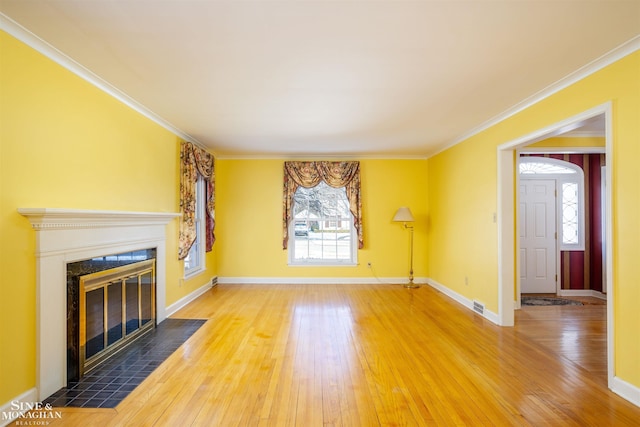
[79,259,156,376]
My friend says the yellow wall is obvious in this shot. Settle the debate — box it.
[215,159,428,279]
[0,31,215,404]
[427,51,640,387]
[3,23,639,407]
[427,138,499,308]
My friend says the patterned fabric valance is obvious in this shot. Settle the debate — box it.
[178,141,215,260]
[282,161,362,249]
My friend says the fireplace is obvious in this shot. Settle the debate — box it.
[66,249,157,382]
[19,208,179,400]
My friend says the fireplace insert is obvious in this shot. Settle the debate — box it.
[67,249,156,382]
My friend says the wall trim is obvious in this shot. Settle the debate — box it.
[611,376,640,408]
[0,388,38,427]
[217,276,500,323]
[0,12,202,149]
[431,35,639,158]
[425,278,500,325]
[216,277,499,324]
[497,102,616,391]
[558,289,607,300]
[17,208,180,230]
[217,276,429,285]
[165,279,215,318]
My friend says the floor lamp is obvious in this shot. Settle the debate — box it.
[393,207,419,288]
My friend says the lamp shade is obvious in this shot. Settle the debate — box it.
[393,207,415,222]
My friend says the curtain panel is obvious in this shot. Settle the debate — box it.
[282,161,363,249]
[178,141,215,260]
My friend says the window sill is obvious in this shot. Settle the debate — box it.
[288,262,358,267]
[184,266,205,280]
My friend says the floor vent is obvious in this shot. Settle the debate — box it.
[473,300,485,315]
[211,276,218,287]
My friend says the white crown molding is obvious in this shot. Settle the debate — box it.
[0,13,204,148]
[214,153,429,160]
[431,35,640,158]
[18,208,180,230]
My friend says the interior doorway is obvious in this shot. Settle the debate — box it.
[518,155,599,298]
[497,103,613,387]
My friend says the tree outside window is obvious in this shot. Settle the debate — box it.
[290,181,357,265]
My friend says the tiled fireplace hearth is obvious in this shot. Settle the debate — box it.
[19,208,179,400]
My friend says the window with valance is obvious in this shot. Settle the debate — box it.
[178,141,215,261]
[282,161,363,251]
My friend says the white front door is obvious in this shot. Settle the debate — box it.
[520,179,557,293]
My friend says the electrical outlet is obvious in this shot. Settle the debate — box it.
[465,276,469,286]
[367,262,372,268]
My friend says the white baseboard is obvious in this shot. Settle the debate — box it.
[216,276,500,324]
[217,276,429,285]
[165,277,215,318]
[611,376,640,407]
[0,388,38,427]
[425,278,500,325]
[558,289,607,300]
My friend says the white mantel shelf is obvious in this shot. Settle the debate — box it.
[19,208,180,230]
[18,207,180,400]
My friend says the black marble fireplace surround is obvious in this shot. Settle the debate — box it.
[66,249,157,383]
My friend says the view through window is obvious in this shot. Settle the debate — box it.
[290,181,356,265]
[184,175,205,275]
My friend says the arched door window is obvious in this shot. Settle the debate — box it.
[519,157,585,251]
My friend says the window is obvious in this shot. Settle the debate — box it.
[561,182,579,245]
[289,181,357,265]
[519,157,585,250]
[184,175,205,276]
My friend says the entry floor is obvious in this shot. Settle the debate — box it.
[44,318,206,408]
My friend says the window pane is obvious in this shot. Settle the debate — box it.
[292,182,354,263]
[562,182,579,245]
[185,176,205,274]
[520,161,577,174]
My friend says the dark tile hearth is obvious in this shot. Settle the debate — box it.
[44,318,206,409]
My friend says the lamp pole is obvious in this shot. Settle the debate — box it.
[405,222,418,288]
[393,207,419,288]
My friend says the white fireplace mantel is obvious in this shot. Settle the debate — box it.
[19,208,181,230]
[19,208,180,400]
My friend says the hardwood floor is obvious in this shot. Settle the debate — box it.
[516,294,608,386]
[14,284,640,426]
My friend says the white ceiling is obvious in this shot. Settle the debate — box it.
[1,1,638,158]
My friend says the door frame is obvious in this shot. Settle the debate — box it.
[518,157,590,299]
[496,102,613,386]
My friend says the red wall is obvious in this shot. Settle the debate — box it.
[522,153,605,292]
